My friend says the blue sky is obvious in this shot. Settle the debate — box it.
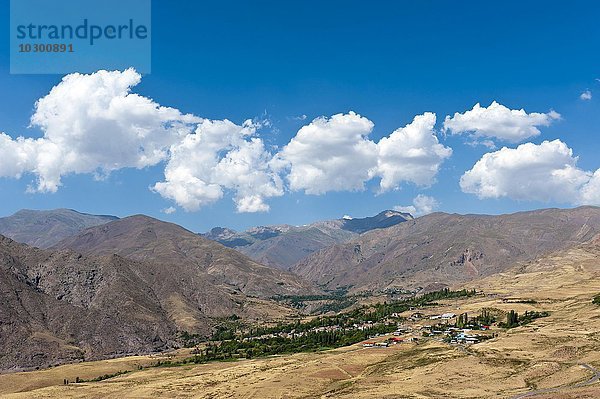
[0,0,599,232]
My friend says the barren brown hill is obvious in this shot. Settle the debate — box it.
[0,235,176,371]
[292,206,600,292]
[53,215,315,299]
[0,209,117,248]
[1,217,314,371]
[232,226,357,269]
[0,215,318,371]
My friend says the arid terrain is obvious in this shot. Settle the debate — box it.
[0,215,313,370]
[203,210,412,269]
[293,207,600,292]
[1,236,599,398]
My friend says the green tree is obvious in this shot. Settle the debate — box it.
[506,310,518,327]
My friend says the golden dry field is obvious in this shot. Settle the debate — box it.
[1,242,599,399]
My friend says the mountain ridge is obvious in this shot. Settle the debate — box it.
[203,210,413,269]
[53,214,317,298]
[0,208,118,248]
[292,206,600,292]
[0,214,320,370]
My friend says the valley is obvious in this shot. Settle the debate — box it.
[202,210,413,269]
[2,247,599,398]
[0,207,599,398]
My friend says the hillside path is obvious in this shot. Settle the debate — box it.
[509,363,600,399]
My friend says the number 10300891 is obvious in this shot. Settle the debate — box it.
[19,43,74,53]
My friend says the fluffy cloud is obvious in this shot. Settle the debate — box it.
[394,194,439,216]
[0,69,454,212]
[443,101,560,144]
[0,133,38,179]
[460,140,600,205]
[1,69,199,192]
[0,69,281,212]
[162,206,176,215]
[579,170,600,205]
[580,90,592,101]
[152,120,283,212]
[275,112,377,194]
[275,112,452,195]
[376,113,452,191]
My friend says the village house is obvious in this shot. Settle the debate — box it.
[409,312,425,321]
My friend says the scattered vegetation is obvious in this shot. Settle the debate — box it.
[456,312,469,328]
[196,288,465,351]
[593,293,600,305]
[503,298,538,304]
[474,308,497,325]
[79,288,479,382]
[312,298,356,314]
[381,287,416,296]
[189,324,398,362]
[242,288,477,340]
[179,331,204,348]
[499,310,549,329]
[272,288,356,313]
[69,370,131,384]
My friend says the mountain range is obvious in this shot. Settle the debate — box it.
[202,210,413,269]
[0,214,314,371]
[292,206,600,292]
[0,235,176,370]
[53,215,314,300]
[3,206,600,371]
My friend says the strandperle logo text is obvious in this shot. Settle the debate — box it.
[10,0,151,74]
[16,19,149,46]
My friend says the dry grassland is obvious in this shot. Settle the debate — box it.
[2,243,599,398]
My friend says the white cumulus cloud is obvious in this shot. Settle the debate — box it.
[0,69,282,213]
[394,194,439,216]
[580,90,592,101]
[152,119,283,213]
[0,68,200,192]
[161,206,176,214]
[275,111,452,195]
[460,140,600,205]
[579,170,600,205]
[0,70,456,212]
[0,133,38,180]
[443,101,560,144]
[275,112,378,194]
[376,113,452,191]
